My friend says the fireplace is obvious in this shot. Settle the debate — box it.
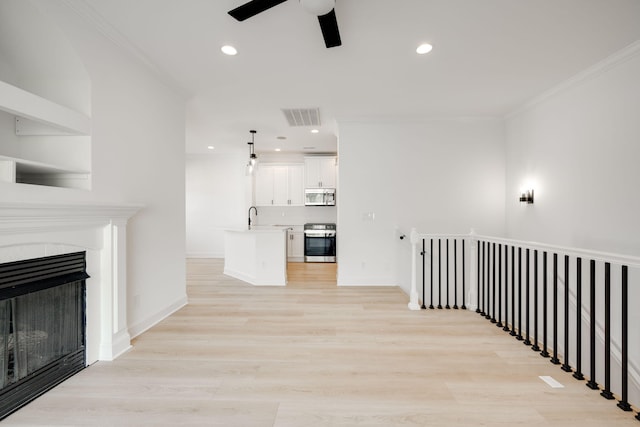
[0,252,89,420]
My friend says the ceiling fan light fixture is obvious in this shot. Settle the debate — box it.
[299,0,335,16]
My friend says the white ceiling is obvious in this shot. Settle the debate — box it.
[81,0,640,155]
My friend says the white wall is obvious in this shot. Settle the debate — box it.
[186,153,249,257]
[505,43,640,257]
[2,0,188,337]
[337,119,506,290]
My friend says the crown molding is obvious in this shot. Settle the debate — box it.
[60,0,189,100]
[506,39,640,120]
[336,115,502,125]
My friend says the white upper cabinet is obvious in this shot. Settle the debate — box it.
[255,166,276,206]
[304,156,336,188]
[255,164,304,206]
[287,164,304,205]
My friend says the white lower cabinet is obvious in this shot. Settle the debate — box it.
[287,229,304,262]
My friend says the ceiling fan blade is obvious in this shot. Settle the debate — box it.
[317,9,341,48]
[228,0,288,21]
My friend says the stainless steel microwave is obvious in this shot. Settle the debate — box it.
[304,188,336,206]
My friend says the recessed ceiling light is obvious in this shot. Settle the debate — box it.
[207,146,215,150]
[221,45,237,56]
[416,43,433,55]
[311,129,319,134]
[303,146,316,150]
[275,148,281,152]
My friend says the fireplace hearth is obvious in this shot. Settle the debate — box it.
[0,252,89,420]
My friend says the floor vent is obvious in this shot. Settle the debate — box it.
[281,108,321,127]
[539,376,564,388]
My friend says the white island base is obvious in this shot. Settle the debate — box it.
[224,227,288,286]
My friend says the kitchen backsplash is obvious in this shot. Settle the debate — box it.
[255,206,337,226]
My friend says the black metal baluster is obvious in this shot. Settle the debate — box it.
[438,239,442,309]
[541,252,550,357]
[532,250,540,352]
[462,239,467,310]
[618,265,632,411]
[421,239,426,310]
[601,263,614,399]
[476,239,481,314]
[524,248,531,345]
[562,255,571,372]
[573,257,584,380]
[503,245,510,332]
[454,239,459,309]
[429,239,434,309]
[510,246,516,337]
[485,241,491,320]
[446,239,450,309]
[551,253,560,365]
[517,247,523,340]
[491,243,497,323]
[481,241,486,316]
[586,259,598,389]
[497,244,502,327]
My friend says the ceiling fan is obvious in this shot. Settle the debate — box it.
[228,0,341,48]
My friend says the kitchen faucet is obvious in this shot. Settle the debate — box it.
[248,206,257,229]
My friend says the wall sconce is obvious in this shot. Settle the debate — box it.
[519,189,534,204]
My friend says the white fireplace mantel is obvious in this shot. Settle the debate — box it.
[0,201,143,363]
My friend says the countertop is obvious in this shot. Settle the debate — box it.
[225,225,293,233]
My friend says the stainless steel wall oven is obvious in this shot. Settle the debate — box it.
[303,223,336,262]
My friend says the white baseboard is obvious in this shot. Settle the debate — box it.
[223,267,286,286]
[128,295,188,338]
[186,252,223,258]
[337,283,398,287]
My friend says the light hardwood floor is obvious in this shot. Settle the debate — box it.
[4,258,637,426]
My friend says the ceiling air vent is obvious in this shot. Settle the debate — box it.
[281,108,321,127]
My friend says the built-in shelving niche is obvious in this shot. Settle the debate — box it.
[0,80,91,190]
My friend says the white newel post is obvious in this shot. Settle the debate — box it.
[468,228,478,311]
[408,228,421,310]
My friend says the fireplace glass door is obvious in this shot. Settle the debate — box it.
[0,251,88,420]
[1,282,83,388]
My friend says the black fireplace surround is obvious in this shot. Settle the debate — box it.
[0,252,89,420]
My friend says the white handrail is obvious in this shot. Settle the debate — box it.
[411,231,640,268]
[408,229,640,312]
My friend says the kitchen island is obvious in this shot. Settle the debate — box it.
[224,226,289,286]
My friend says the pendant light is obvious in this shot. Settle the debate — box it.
[246,130,258,175]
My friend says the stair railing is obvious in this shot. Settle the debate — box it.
[407,228,640,419]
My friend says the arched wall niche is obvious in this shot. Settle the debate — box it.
[0,0,92,190]
[0,0,90,113]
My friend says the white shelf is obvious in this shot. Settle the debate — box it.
[0,155,90,189]
[0,79,91,189]
[0,80,91,135]
[0,155,89,175]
